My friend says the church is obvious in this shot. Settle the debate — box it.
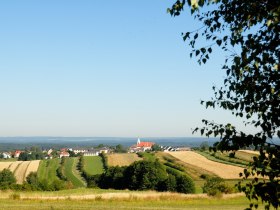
[129,138,155,153]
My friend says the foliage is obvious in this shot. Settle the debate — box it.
[94,160,195,194]
[169,0,280,208]
[99,152,108,170]
[151,144,162,151]
[56,157,68,181]
[99,166,127,189]
[18,151,44,161]
[114,144,127,153]
[125,160,168,191]
[137,152,157,161]
[0,169,16,189]
[202,177,233,196]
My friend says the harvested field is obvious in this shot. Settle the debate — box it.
[8,161,23,172]
[108,153,142,166]
[25,160,40,176]
[14,161,31,184]
[238,150,260,155]
[0,162,13,171]
[167,151,245,179]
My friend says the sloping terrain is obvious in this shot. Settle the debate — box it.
[167,151,245,179]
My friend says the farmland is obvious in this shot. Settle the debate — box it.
[107,153,142,166]
[83,156,104,175]
[0,160,41,184]
[37,159,61,183]
[155,152,216,180]
[167,151,245,179]
[63,157,86,188]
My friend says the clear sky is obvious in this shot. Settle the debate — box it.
[0,0,255,137]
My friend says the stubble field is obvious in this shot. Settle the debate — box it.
[107,153,142,166]
[0,160,41,184]
[167,151,245,179]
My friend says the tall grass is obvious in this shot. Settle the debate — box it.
[0,193,265,210]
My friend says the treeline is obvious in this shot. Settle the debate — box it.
[56,157,68,181]
[18,152,44,161]
[79,154,195,194]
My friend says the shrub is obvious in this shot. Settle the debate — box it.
[0,169,16,189]
[176,174,195,194]
[202,177,233,196]
[99,152,108,170]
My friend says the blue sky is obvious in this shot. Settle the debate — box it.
[0,1,254,137]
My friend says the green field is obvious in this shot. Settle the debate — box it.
[195,151,247,167]
[138,152,157,161]
[84,156,104,175]
[37,159,60,183]
[0,191,266,210]
[64,157,86,188]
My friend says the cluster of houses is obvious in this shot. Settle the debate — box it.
[0,138,190,160]
[59,147,110,158]
[0,150,22,159]
[0,147,110,160]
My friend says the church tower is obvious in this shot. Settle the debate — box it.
[137,138,141,145]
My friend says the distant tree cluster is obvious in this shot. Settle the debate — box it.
[88,160,195,194]
[18,151,44,161]
[114,144,127,153]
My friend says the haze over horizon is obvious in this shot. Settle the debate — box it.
[0,1,258,137]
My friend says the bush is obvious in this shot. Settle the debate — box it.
[202,177,233,196]
[176,174,195,194]
[0,169,16,189]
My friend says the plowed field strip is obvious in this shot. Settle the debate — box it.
[8,161,23,172]
[14,161,31,184]
[167,151,245,179]
[25,160,40,177]
[0,162,13,171]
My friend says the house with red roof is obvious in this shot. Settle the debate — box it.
[59,151,70,158]
[14,150,22,158]
[130,138,155,152]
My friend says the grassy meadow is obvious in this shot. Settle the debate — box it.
[37,159,61,183]
[63,157,85,188]
[0,190,266,210]
[83,156,104,175]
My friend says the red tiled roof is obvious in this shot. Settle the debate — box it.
[60,151,69,156]
[137,142,154,148]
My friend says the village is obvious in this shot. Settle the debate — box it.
[0,138,191,160]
